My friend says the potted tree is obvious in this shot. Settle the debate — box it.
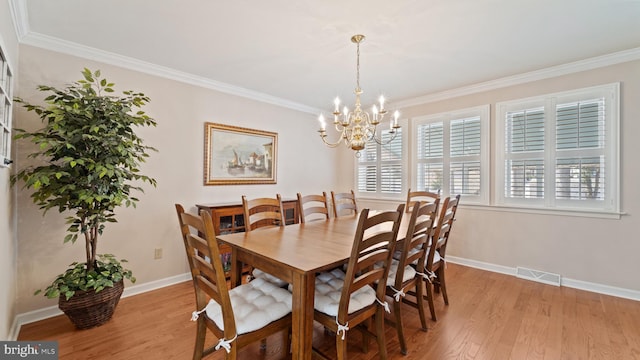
[12,68,157,329]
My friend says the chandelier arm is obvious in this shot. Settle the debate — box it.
[320,135,346,148]
[370,128,399,145]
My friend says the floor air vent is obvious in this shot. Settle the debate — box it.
[516,267,561,286]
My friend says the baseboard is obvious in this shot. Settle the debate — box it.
[7,316,20,341]
[10,272,191,340]
[562,277,640,302]
[447,256,640,302]
[121,272,191,299]
[446,255,516,276]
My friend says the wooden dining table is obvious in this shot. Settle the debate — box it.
[216,211,411,360]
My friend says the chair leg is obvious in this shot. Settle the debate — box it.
[415,280,428,332]
[438,268,449,305]
[193,318,206,360]
[336,333,348,360]
[227,345,237,360]
[425,278,437,321]
[375,308,388,360]
[282,328,291,357]
[393,298,408,355]
[361,318,371,353]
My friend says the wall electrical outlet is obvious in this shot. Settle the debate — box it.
[154,248,163,259]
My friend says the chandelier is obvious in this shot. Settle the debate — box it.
[318,34,400,157]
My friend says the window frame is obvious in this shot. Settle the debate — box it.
[0,44,14,169]
[495,83,620,213]
[411,105,490,205]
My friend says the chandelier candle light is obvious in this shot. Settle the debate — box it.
[318,34,400,157]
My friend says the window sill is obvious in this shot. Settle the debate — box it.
[357,196,624,220]
[467,204,624,219]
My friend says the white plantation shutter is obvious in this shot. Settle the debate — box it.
[505,159,545,199]
[496,83,618,212]
[356,127,404,196]
[417,122,444,158]
[450,117,481,196]
[416,122,444,193]
[357,143,378,193]
[416,163,443,194]
[504,108,545,199]
[380,129,403,193]
[413,105,489,204]
[555,99,606,201]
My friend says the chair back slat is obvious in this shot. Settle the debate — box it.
[339,204,404,321]
[405,188,440,213]
[242,195,285,231]
[331,190,358,217]
[297,192,330,223]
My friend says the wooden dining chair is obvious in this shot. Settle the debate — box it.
[241,194,288,287]
[312,204,404,360]
[405,188,440,213]
[242,194,286,231]
[422,194,460,321]
[384,200,439,355]
[331,190,358,217]
[175,204,292,360]
[297,192,330,223]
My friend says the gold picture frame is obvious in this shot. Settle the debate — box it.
[204,122,277,185]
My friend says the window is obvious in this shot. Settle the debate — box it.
[356,127,404,198]
[0,45,13,168]
[412,105,490,204]
[496,83,619,212]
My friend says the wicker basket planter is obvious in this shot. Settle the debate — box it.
[58,280,124,329]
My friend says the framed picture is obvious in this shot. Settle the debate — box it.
[204,122,277,185]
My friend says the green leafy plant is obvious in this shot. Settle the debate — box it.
[36,254,136,300]
[12,68,157,299]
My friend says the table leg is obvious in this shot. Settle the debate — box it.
[290,271,315,360]
[229,248,241,287]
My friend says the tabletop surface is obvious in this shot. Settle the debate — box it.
[216,211,411,273]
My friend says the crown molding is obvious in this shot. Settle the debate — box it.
[395,47,640,108]
[8,0,29,41]
[14,11,640,115]
[19,31,320,115]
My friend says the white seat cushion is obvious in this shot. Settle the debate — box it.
[386,259,417,285]
[204,277,292,334]
[313,268,376,317]
[252,268,289,288]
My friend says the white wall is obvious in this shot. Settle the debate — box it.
[357,60,640,295]
[0,0,19,340]
[14,45,337,313]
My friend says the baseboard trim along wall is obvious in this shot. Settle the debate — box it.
[448,256,640,302]
[9,272,191,341]
[10,258,640,340]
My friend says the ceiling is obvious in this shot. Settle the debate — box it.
[12,0,640,114]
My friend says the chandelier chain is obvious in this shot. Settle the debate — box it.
[356,40,360,91]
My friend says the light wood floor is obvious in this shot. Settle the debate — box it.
[18,264,640,359]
